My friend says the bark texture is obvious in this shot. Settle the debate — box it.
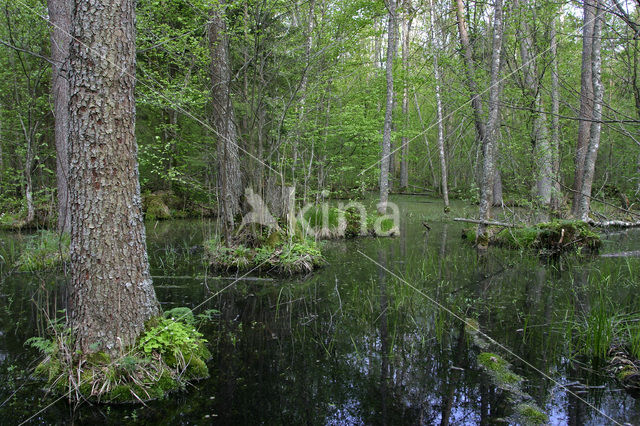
[571,0,596,216]
[477,0,504,242]
[48,0,72,233]
[379,0,397,214]
[209,1,243,239]
[68,0,159,355]
[577,1,604,220]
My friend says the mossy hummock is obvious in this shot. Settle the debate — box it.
[462,220,601,255]
[206,235,325,275]
[30,308,210,403]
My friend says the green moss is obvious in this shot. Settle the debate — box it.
[493,220,601,255]
[617,365,638,381]
[516,403,548,425]
[185,356,209,379]
[477,352,522,385]
[145,196,171,220]
[16,230,69,271]
[86,351,111,366]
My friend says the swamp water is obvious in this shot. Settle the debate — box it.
[0,196,639,424]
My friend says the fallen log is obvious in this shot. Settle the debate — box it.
[587,219,640,228]
[453,218,520,228]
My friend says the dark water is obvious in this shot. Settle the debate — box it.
[1,196,639,424]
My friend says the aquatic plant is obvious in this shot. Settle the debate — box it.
[205,236,324,275]
[29,307,210,403]
[16,230,69,271]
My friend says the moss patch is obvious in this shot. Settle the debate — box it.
[477,352,523,386]
[16,230,69,271]
[29,308,211,404]
[516,403,549,425]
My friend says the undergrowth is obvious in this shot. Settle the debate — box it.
[27,307,213,403]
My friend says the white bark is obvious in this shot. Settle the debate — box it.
[379,0,397,214]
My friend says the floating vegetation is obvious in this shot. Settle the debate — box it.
[29,307,211,403]
[16,230,69,271]
[205,235,325,275]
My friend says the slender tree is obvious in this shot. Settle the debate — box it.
[576,0,604,220]
[571,0,596,216]
[399,0,412,191]
[514,0,553,208]
[428,0,448,211]
[68,0,159,355]
[550,17,562,211]
[379,0,397,214]
[209,0,243,240]
[47,0,71,233]
[477,0,505,243]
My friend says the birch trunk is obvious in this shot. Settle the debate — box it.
[400,0,411,191]
[428,0,448,209]
[379,0,397,214]
[477,0,504,243]
[68,0,159,356]
[209,1,243,240]
[48,0,72,233]
[577,1,604,220]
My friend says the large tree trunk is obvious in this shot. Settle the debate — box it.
[515,0,553,207]
[209,1,243,240]
[477,0,504,243]
[576,1,604,220]
[571,0,596,216]
[48,0,71,233]
[379,0,397,214]
[429,0,448,209]
[399,0,411,191]
[68,0,159,356]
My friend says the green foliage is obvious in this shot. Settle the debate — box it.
[516,403,549,425]
[16,231,69,271]
[206,235,325,275]
[29,309,211,403]
[492,220,601,255]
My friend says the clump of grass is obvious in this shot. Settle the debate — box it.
[301,206,398,239]
[16,230,69,271]
[29,307,210,403]
[205,236,324,275]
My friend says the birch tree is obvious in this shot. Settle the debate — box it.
[379,0,397,214]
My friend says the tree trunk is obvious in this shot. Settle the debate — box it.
[48,0,72,233]
[209,1,243,240]
[515,0,553,207]
[379,0,397,214]
[68,0,159,356]
[429,0,448,209]
[550,18,562,211]
[477,0,504,243]
[577,1,604,220]
[571,0,596,216]
[400,0,411,191]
